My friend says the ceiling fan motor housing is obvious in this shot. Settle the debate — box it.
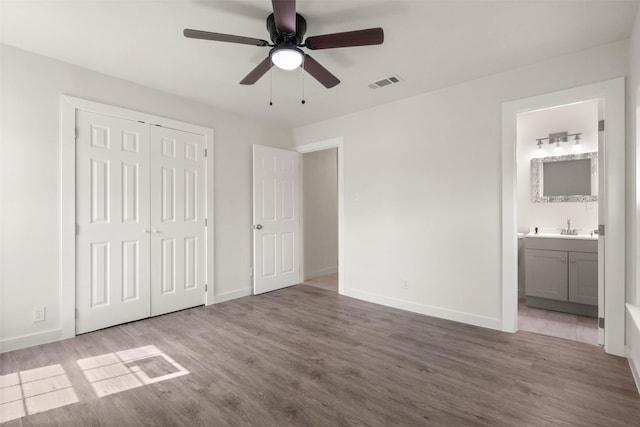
[267,13,307,45]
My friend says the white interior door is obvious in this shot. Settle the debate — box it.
[76,111,151,334]
[150,126,206,315]
[253,145,301,294]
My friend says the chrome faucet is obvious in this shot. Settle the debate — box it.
[561,217,578,235]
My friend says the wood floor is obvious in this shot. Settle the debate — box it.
[2,285,639,426]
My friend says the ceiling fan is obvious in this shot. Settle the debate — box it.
[183,0,384,89]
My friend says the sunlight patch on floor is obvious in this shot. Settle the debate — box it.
[0,345,188,423]
[0,364,78,423]
[77,345,189,397]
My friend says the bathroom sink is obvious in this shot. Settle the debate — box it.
[525,232,597,240]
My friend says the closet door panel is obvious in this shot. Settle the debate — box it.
[76,111,151,334]
[150,127,206,316]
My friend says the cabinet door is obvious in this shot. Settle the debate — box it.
[569,252,598,305]
[525,249,568,301]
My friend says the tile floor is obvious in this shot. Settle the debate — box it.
[518,298,599,346]
[302,272,338,292]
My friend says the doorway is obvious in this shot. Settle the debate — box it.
[515,100,600,345]
[301,147,339,292]
[297,138,345,295]
[501,78,625,356]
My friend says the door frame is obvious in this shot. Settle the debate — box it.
[501,78,625,356]
[296,137,345,295]
[60,95,215,340]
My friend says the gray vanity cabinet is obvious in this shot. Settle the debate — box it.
[568,252,598,305]
[525,249,568,301]
[524,237,598,317]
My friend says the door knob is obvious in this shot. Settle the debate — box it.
[254,224,263,230]
[143,229,151,233]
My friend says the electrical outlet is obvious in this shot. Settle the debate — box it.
[400,280,409,290]
[32,306,46,323]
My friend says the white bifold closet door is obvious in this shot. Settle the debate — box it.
[149,126,206,316]
[76,111,205,334]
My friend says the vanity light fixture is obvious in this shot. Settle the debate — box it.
[535,131,582,154]
[573,134,582,150]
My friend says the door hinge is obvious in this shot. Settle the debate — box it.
[75,223,79,235]
[598,317,605,328]
[75,308,79,319]
[204,148,208,158]
[598,224,605,236]
[205,284,208,292]
[205,218,208,227]
[75,128,79,140]
[598,120,605,131]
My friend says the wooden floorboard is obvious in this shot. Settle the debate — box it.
[1,285,639,426]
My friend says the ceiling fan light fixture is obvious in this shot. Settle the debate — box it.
[271,46,303,71]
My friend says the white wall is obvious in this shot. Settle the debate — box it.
[293,40,628,330]
[626,3,640,385]
[0,45,292,350]
[628,4,640,307]
[303,148,338,279]
[517,100,599,234]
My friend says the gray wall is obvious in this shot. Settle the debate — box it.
[294,40,628,330]
[303,148,338,280]
[0,44,292,348]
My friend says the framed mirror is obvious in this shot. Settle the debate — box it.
[531,152,598,203]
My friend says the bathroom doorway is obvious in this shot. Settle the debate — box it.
[297,138,345,295]
[502,78,626,356]
[515,100,601,346]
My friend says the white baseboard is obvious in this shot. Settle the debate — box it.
[343,288,502,331]
[0,328,63,354]
[305,266,338,281]
[213,288,252,304]
[627,345,640,395]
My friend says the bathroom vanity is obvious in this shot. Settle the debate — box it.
[524,233,597,317]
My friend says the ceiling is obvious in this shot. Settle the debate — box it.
[1,1,638,128]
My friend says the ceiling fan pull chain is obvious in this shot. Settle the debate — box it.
[301,56,306,105]
[269,61,273,106]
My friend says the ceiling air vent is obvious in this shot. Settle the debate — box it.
[368,75,403,89]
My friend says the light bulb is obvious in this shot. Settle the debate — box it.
[554,141,562,153]
[573,134,582,150]
[271,47,303,71]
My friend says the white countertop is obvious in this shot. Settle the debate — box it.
[525,232,598,241]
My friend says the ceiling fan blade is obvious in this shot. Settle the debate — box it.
[271,0,296,34]
[302,55,340,89]
[305,27,384,50]
[240,57,274,85]
[184,29,269,47]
